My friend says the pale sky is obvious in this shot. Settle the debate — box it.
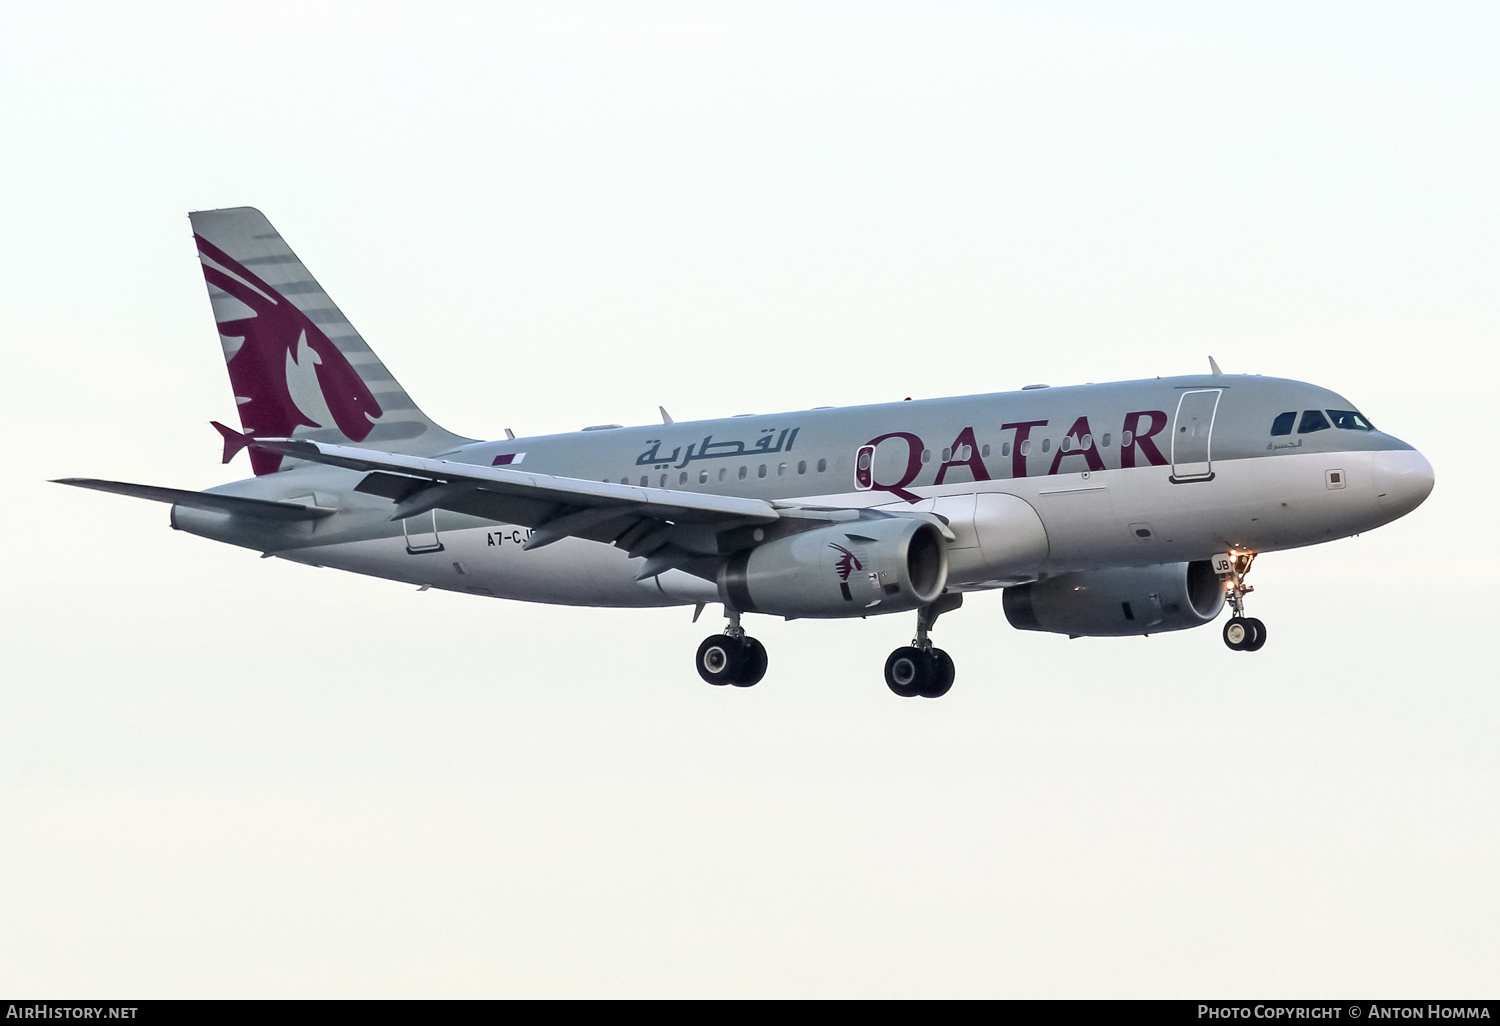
[1,1,1496,997]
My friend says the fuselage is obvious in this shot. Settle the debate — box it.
[175,373,1434,612]
[58,205,1436,695]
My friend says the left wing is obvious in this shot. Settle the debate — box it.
[254,439,866,580]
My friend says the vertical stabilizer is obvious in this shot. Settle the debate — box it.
[190,207,472,475]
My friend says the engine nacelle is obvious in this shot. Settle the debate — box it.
[719,517,948,619]
[1002,560,1225,638]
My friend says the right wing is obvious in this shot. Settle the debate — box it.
[52,478,335,521]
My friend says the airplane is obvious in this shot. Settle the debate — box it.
[55,207,1436,698]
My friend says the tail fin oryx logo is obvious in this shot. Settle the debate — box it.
[195,234,383,475]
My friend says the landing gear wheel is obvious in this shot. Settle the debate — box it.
[696,634,767,686]
[922,648,955,698]
[1223,617,1252,651]
[697,635,742,686]
[1243,618,1267,652]
[884,646,933,698]
[732,637,768,687]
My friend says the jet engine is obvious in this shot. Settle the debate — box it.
[719,517,948,619]
[1002,560,1225,638]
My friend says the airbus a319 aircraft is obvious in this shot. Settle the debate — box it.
[58,208,1435,698]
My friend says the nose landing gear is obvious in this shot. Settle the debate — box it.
[1219,551,1267,652]
[1222,616,1265,651]
[695,610,768,687]
[884,594,961,698]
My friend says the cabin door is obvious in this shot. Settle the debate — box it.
[1171,389,1221,482]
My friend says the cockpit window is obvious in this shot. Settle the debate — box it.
[1298,410,1331,434]
[1327,409,1375,431]
[1270,412,1296,436]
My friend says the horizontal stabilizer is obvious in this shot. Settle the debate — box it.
[52,478,335,521]
[211,420,255,464]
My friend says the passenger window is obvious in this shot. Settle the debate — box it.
[1327,409,1375,431]
[1299,410,1331,434]
[679,472,688,485]
[797,461,807,475]
[1122,430,1133,447]
[620,477,629,485]
[699,470,708,484]
[659,474,667,487]
[718,467,728,482]
[1061,437,1073,452]
[1041,438,1052,453]
[921,449,931,464]
[758,464,767,478]
[941,447,952,462]
[738,465,747,480]
[640,476,648,487]
[1001,442,1012,457]
[1081,434,1092,449]
[981,444,991,458]
[1271,411,1296,436]
[817,458,827,473]
[1101,433,1111,448]
[778,463,787,476]
[1019,440,1030,457]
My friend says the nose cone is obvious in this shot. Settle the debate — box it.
[1372,448,1435,520]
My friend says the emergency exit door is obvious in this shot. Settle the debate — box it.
[403,510,444,554]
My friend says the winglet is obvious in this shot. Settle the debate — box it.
[211,420,255,464]
[659,406,674,425]
[1208,356,1223,376]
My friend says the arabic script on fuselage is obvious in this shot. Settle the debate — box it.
[636,428,800,469]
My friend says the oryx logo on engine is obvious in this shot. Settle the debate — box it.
[830,542,864,602]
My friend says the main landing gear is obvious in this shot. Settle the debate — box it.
[1220,551,1267,652]
[884,594,962,699]
[695,610,767,688]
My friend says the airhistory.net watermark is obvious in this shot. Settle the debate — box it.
[5,1008,138,1020]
